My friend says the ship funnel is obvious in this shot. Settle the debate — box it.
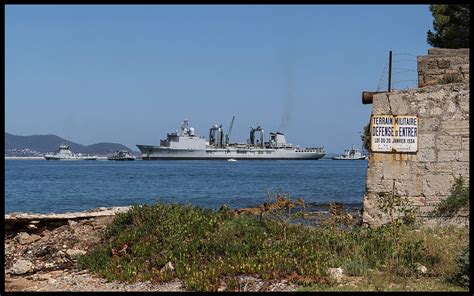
[209,124,224,147]
[249,125,264,148]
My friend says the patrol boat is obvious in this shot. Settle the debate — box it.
[44,144,97,160]
[107,150,136,161]
[332,146,367,160]
[137,117,325,160]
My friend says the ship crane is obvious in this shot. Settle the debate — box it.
[225,115,235,146]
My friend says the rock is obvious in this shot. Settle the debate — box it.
[5,244,14,256]
[35,273,51,281]
[35,245,56,257]
[68,220,77,227]
[217,280,227,292]
[161,261,175,273]
[415,263,428,274]
[27,224,38,230]
[11,259,34,275]
[15,232,41,245]
[328,267,344,283]
[45,262,55,269]
[66,249,87,258]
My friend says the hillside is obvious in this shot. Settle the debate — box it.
[5,133,135,156]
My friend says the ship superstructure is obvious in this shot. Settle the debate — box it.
[137,118,325,160]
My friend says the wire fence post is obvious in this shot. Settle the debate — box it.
[388,50,392,92]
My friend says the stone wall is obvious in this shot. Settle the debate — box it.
[362,81,469,227]
[417,48,469,88]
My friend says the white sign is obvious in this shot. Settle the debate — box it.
[371,115,418,152]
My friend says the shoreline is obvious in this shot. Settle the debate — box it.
[5,156,110,160]
[5,203,363,239]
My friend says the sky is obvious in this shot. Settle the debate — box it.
[5,5,434,153]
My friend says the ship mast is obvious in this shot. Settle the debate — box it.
[225,115,235,146]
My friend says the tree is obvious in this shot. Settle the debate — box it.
[361,121,370,152]
[427,5,470,48]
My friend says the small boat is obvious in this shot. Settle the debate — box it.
[82,155,97,160]
[332,146,367,160]
[227,158,237,162]
[107,150,136,161]
[44,144,97,160]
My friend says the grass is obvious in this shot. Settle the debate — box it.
[79,202,469,292]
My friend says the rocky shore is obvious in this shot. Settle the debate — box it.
[5,207,182,292]
[5,206,325,292]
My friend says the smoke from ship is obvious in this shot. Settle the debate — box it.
[278,60,295,133]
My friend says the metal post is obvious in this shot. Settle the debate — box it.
[388,50,392,92]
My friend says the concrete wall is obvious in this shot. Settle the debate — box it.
[417,48,469,88]
[363,48,469,228]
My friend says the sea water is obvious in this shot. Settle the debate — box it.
[5,159,368,214]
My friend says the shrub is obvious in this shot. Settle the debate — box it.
[432,176,469,217]
[79,201,442,291]
[450,245,469,287]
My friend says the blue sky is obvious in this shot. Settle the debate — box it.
[6,5,433,153]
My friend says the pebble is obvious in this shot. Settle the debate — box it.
[11,259,34,275]
[328,267,344,282]
[15,232,41,245]
[66,249,87,258]
[415,263,428,274]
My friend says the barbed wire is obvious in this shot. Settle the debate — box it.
[392,79,418,90]
[393,59,417,63]
[392,79,418,83]
[393,53,418,58]
[375,52,418,92]
[376,60,389,92]
[393,69,417,76]
[391,53,417,90]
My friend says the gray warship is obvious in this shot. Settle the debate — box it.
[137,117,325,160]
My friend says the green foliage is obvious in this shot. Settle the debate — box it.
[431,176,469,217]
[361,121,371,152]
[377,181,419,228]
[427,5,470,48]
[78,200,448,291]
[450,245,469,287]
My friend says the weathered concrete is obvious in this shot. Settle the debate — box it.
[363,78,469,227]
[4,206,132,237]
[417,48,469,88]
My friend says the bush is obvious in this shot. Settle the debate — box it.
[432,176,469,217]
[79,202,446,291]
[450,246,469,287]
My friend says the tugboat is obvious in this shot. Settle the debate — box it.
[332,146,367,160]
[107,150,136,161]
[44,144,97,160]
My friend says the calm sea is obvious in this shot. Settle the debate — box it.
[5,159,368,214]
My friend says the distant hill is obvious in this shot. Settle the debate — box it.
[5,132,135,156]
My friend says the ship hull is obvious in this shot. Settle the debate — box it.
[332,157,367,160]
[137,145,325,160]
[44,156,81,160]
[107,158,136,161]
